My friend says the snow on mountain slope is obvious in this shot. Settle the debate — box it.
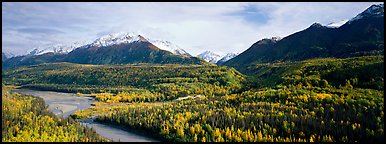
[348,4,384,23]
[326,19,349,28]
[26,41,90,56]
[88,32,145,47]
[83,32,192,56]
[197,51,223,63]
[25,32,192,57]
[217,53,238,64]
[148,40,191,56]
[2,51,15,59]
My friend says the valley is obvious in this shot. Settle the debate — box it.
[2,3,384,142]
[3,55,384,142]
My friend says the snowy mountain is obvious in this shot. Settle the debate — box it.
[148,40,191,57]
[348,4,384,23]
[224,4,384,69]
[86,32,146,48]
[325,19,349,28]
[2,51,15,60]
[197,51,239,64]
[270,36,282,42]
[317,4,383,28]
[82,32,192,56]
[25,32,192,57]
[216,53,239,64]
[3,32,205,69]
[27,41,90,56]
[197,51,223,63]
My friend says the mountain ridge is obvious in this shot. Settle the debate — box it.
[197,51,223,63]
[223,4,384,72]
[216,53,239,65]
[28,32,193,57]
[2,34,206,69]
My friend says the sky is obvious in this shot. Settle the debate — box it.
[2,2,383,56]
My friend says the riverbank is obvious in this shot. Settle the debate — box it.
[12,89,94,118]
[11,88,160,142]
[80,118,159,142]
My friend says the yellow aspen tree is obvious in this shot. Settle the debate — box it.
[201,136,206,142]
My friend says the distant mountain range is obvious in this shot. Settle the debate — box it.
[325,19,349,28]
[223,4,384,71]
[80,32,192,57]
[2,4,383,70]
[28,41,90,56]
[197,51,222,63]
[2,52,15,62]
[2,33,205,69]
[2,53,8,62]
[216,53,239,64]
[197,51,238,64]
[20,32,192,57]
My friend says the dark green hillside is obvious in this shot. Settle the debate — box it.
[2,53,383,143]
[2,53,66,70]
[76,56,384,142]
[242,56,383,90]
[64,42,204,65]
[72,55,384,142]
[223,4,384,71]
[2,62,247,101]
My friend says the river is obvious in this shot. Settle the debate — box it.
[11,89,159,142]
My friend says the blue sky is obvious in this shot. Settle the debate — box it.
[2,2,383,56]
[227,4,270,25]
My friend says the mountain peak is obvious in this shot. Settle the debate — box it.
[90,32,147,47]
[26,40,90,56]
[224,3,384,69]
[147,39,191,57]
[216,53,239,64]
[362,4,384,16]
[200,51,216,55]
[325,19,349,28]
[28,48,40,55]
[2,51,15,57]
[310,22,324,28]
[271,36,282,41]
[256,37,281,45]
[83,32,192,56]
[349,4,384,23]
[197,51,222,63]
[2,52,16,61]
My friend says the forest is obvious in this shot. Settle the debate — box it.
[2,63,247,102]
[2,2,384,143]
[1,85,108,142]
[2,55,383,142]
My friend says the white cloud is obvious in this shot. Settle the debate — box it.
[2,2,382,56]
